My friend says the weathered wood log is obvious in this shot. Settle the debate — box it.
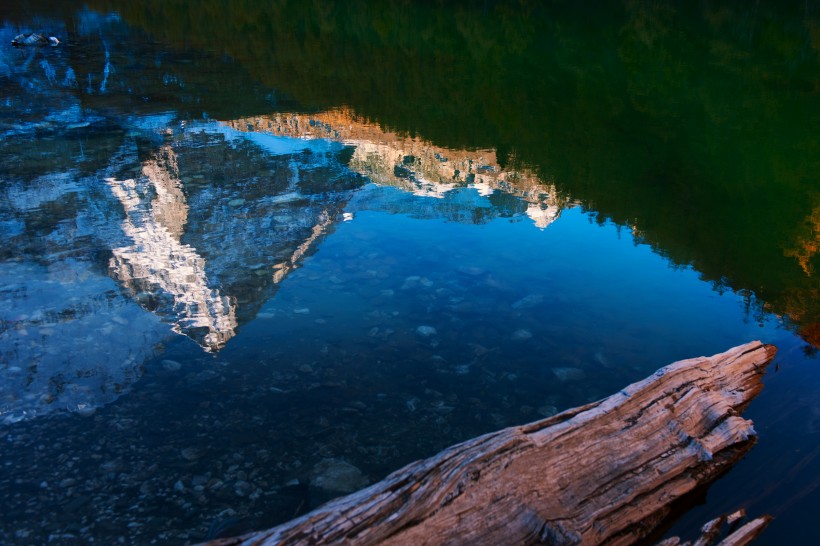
[712,516,772,546]
[657,510,773,546]
[201,341,776,546]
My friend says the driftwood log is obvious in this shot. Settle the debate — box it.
[202,341,776,546]
[657,509,772,546]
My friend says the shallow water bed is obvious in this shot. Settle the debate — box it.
[2,163,811,544]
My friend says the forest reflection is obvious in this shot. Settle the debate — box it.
[2,0,817,346]
[81,0,820,347]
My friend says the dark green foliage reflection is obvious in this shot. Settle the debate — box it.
[78,0,820,343]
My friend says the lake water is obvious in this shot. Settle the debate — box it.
[1,2,818,545]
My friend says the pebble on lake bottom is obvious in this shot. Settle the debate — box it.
[416,325,437,337]
[512,329,533,341]
[310,458,370,494]
[552,367,586,382]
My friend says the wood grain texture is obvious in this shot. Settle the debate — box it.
[201,341,776,546]
[713,517,772,546]
[659,510,772,546]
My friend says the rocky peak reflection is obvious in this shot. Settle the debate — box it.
[101,111,574,354]
[106,145,237,352]
[224,108,573,230]
[98,121,363,352]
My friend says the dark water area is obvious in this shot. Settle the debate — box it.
[0,1,818,545]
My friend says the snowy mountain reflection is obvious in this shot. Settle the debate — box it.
[1,104,569,422]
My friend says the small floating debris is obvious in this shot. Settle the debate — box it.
[11,33,59,47]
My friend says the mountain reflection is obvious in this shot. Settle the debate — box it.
[117,111,569,352]
[227,109,572,230]
[106,145,237,352]
[1,0,818,428]
[83,0,818,347]
[0,102,570,420]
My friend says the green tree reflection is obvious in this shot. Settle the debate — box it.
[71,0,820,345]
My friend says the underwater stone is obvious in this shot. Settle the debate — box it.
[511,293,545,309]
[552,367,586,382]
[234,480,252,496]
[456,266,485,277]
[512,329,533,341]
[162,360,182,371]
[310,458,369,494]
[181,447,202,461]
[416,325,437,337]
[76,405,96,417]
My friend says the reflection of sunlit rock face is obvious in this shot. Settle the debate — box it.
[225,109,575,230]
[0,114,364,422]
[103,128,361,352]
[144,146,188,238]
[106,145,237,352]
[164,123,361,328]
[526,201,563,230]
[0,168,170,424]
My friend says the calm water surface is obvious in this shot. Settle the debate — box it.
[1,2,818,545]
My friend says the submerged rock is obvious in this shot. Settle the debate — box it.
[180,447,202,461]
[416,325,437,337]
[310,458,369,493]
[162,359,182,372]
[552,367,586,382]
[456,266,486,277]
[511,329,533,341]
[538,404,559,418]
[511,293,545,309]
